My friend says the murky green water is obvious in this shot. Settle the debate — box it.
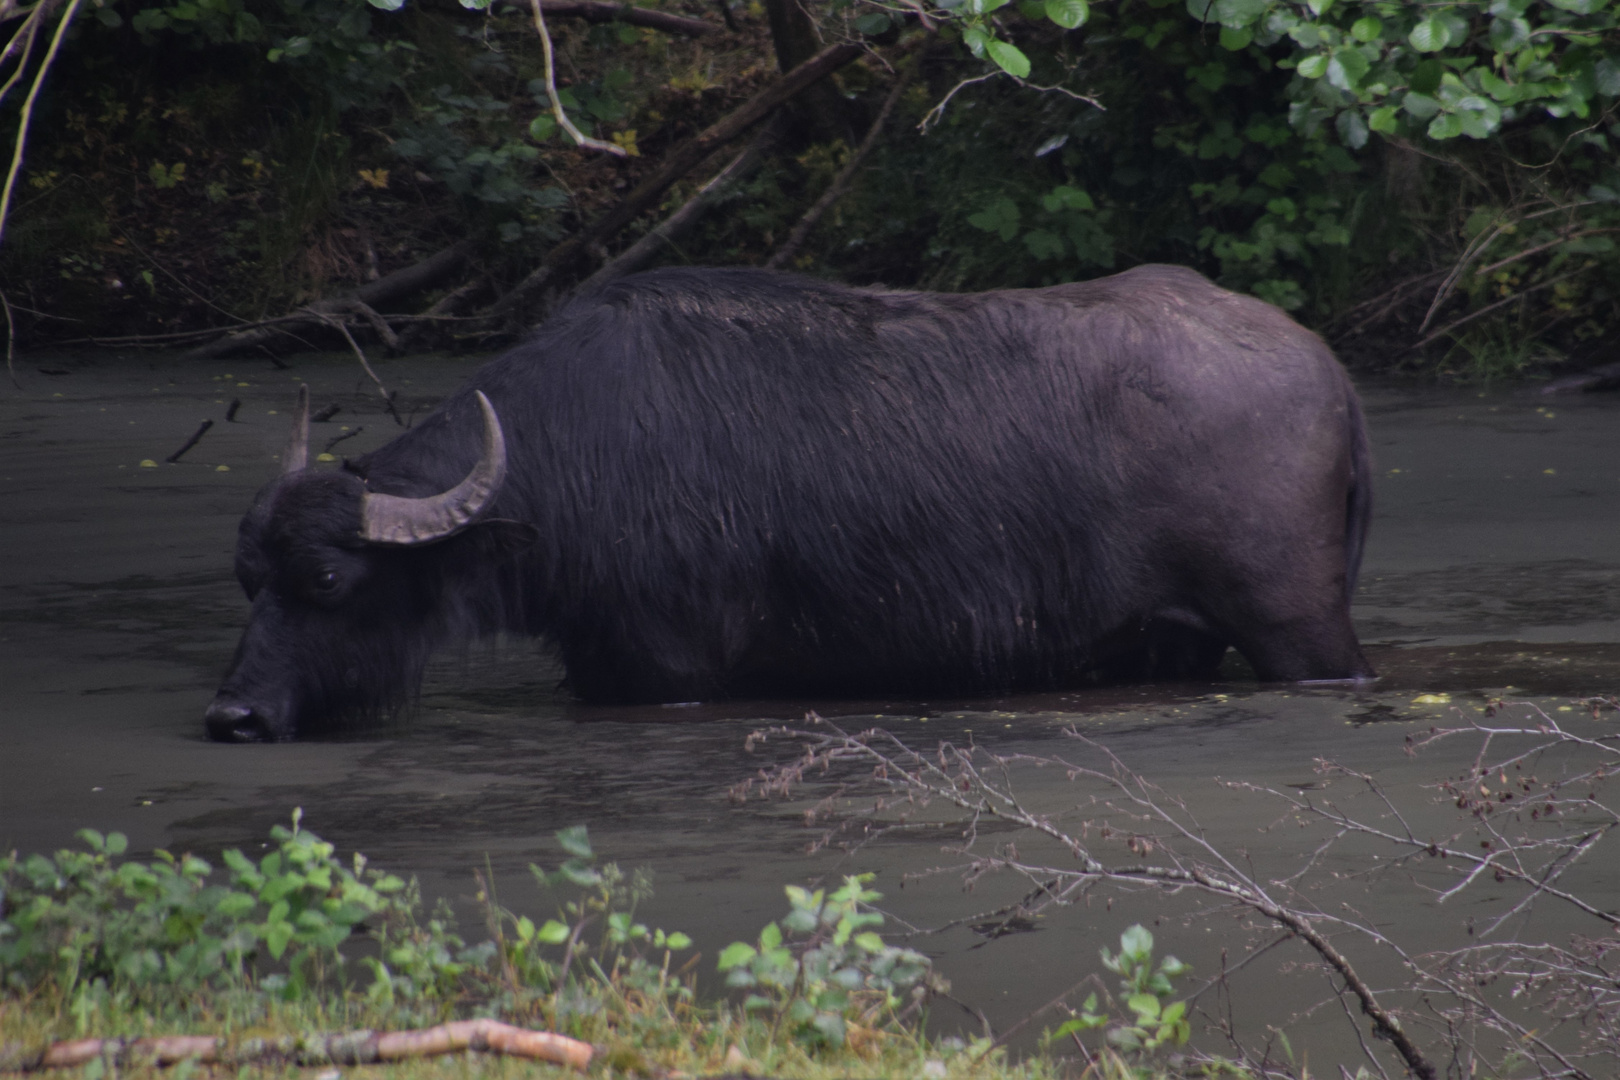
[3,352,1618,1072]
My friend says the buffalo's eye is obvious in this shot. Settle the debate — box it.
[312,568,341,596]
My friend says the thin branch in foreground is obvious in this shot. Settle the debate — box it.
[308,310,403,427]
[740,708,1620,1077]
[527,0,626,158]
[0,0,82,252]
[918,69,1103,133]
[758,718,1438,1079]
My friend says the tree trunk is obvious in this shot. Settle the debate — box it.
[763,0,850,143]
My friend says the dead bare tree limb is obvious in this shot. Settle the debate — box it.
[0,0,82,252]
[180,241,475,361]
[738,707,1620,1076]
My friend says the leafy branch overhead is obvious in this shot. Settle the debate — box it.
[1187,0,1620,147]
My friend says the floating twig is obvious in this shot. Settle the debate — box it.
[323,425,363,453]
[224,399,240,422]
[312,402,341,422]
[164,420,214,464]
[0,1019,593,1073]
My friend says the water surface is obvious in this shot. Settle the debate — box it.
[3,354,1617,1069]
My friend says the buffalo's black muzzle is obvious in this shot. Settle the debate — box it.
[204,699,282,743]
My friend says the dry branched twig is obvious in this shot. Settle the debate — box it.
[738,704,1620,1078]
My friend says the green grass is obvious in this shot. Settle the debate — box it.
[0,816,1226,1080]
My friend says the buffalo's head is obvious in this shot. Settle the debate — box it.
[204,387,510,742]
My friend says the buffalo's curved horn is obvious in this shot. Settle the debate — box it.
[360,390,507,546]
[282,384,310,474]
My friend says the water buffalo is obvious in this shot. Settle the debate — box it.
[204,264,1374,742]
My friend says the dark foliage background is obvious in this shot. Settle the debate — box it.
[3,0,1617,378]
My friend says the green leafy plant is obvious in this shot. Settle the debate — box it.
[0,810,421,1010]
[509,824,694,1013]
[717,874,932,1047]
[1,816,702,1034]
[1043,924,1191,1058]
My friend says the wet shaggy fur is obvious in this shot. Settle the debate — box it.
[208,264,1375,739]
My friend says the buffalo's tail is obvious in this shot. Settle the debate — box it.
[1343,388,1372,601]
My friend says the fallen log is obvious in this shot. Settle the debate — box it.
[1539,356,1620,394]
[489,38,868,319]
[180,240,476,361]
[0,1020,593,1073]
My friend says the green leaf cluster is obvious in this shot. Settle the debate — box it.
[1042,924,1191,1058]
[0,817,708,1033]
[1183,0,1620,146]
[0,811,414,1010]
[717,874,933,1047]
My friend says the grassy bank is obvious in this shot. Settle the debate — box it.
[0,814,1209,1080]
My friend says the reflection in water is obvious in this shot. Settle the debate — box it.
[2,355,1619,1068]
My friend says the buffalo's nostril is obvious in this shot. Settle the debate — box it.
[204,701,274,743]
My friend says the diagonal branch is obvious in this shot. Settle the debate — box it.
[489,37,872,317]
[765,65,912,270]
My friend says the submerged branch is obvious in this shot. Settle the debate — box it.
[164,419,213,463]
